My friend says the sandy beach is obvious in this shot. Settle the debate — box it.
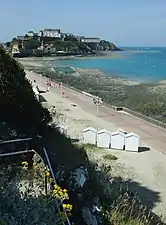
[26,69,166,220]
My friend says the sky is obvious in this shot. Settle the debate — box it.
[0,0,166,46]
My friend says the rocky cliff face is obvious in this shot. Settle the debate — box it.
[99,40,121,51]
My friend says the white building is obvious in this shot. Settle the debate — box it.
[38,29,61,38]
[83,127,97,145]
[111,131,125,150]
[80,37,100,43]
[97,129,111,148]
[125,132,140,152]
[27,31,35,37]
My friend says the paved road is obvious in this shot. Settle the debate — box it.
[27,71,166,154]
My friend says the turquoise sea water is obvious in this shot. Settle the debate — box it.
[50,47,166,82]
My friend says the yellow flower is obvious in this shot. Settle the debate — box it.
[63,193,69,199]
[66,204,73,210]
[22,161,28,166]
[55,193,60,199]
[45,171,50,177]
[54,184,59,189]
[63,189,68,193]
[59,191,63,196]
[63,204,67,208]
[53,189,58,194]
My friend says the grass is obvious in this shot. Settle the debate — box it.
[103,153,118,160]
[81,143,100,151]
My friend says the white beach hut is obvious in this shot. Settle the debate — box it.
[83,127,97,145]
[125,132,140,152]
[110,131,125,150]
[97,129,111,148]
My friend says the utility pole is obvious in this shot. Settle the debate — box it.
[96,97,100,116]
[60,82,63,98]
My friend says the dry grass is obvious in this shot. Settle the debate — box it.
[103,153,118,161]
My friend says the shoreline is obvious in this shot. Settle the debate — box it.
[18,52,122,61]
[21,57,166,123]
[18,57,166,86]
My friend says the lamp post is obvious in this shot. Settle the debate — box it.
[60,82,63,97]
[93,96,100,116]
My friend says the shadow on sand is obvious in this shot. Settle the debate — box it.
[138,146,150,153]
[39,95,47,103]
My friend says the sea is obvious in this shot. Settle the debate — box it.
[50,47,166,83]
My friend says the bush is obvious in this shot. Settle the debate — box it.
[0,47,52,137]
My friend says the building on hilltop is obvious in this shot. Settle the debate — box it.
[38,29,61,38]
[77,37,100,51]
[27,31,35,37]
[26,31,38,37]
[75,36,85,42]
[17,36,25,41]
[80,37,100,43]
[38,41,56,54]
[61,32,76,41]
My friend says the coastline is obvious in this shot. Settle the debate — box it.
[19,57,140,86]
[18,52,122,61]
[19,56,166,123]
[18,57,166,87]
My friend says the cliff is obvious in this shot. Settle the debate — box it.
[99,40,121,51]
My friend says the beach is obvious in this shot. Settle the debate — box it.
[26,69,166,220]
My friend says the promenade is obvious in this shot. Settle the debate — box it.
[26,70,166,218]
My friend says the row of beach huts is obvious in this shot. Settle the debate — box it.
[83,127,140,152]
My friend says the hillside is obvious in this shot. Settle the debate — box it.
[7,30,121,57]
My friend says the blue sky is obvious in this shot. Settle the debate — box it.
[0,0,165,46]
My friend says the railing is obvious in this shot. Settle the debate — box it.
[0,137,71,225]
[122,107,166,129]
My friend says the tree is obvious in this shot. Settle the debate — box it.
[0,47,52,137]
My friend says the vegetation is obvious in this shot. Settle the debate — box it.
[0,154,71,225]
[0,47,51,137]
[99,40,121,51]
[103,153,118,160]
[38,68,166,123]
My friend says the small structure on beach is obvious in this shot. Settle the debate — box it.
[32,86,39,101]
[125,132,140,152]
[111,131,125,150]
[83,127,97,145]
[55,124,67,135]
[97,129,111,148]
